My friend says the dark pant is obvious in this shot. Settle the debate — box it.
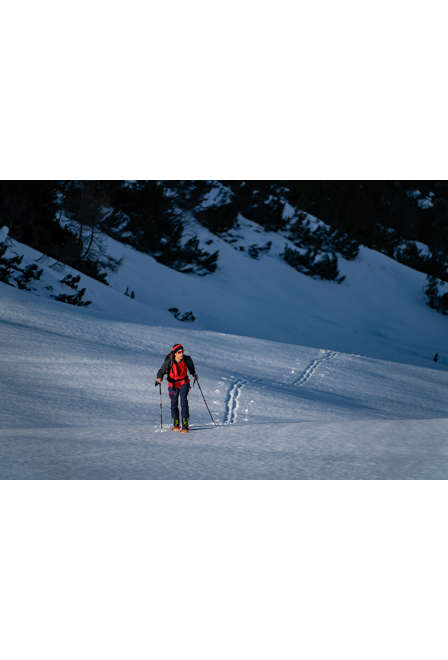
[168,383,190,421]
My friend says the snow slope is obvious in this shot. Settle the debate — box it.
[3,219,448,369]
[80,217,448,367]
[1,281,448,479]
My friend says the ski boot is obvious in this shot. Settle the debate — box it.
[180,418,189,433]
[171,418,180,431]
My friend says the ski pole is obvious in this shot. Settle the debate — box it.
[155,380,163,429]
[159,383,163,429]
[196,379,218,427]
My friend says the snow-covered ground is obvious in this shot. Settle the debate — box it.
[4,217,448,368]
[2,260,448,478]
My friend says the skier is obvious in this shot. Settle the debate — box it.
[155,344,198,432]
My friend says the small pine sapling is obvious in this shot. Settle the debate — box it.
[54,288,92,307]
[0,244,23,285]
[60,273,81,289]
[168,307,196,322]
[15,263,44,290]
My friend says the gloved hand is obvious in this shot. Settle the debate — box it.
[155,378,162,387]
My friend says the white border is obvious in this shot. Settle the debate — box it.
[2,2,447,658]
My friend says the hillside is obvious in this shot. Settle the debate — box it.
[2,282,448,478]
[2,218,447,367]
[1,225,448,478]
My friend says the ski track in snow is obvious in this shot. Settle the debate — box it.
[224,378,247,425]
[223,352,338,425]
[292,350,338,387]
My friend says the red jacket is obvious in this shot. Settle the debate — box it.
[157,353,196,389]
[169,358,189,389]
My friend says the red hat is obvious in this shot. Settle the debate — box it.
[172,344,184,354]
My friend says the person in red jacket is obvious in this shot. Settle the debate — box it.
[155,344,198,432]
